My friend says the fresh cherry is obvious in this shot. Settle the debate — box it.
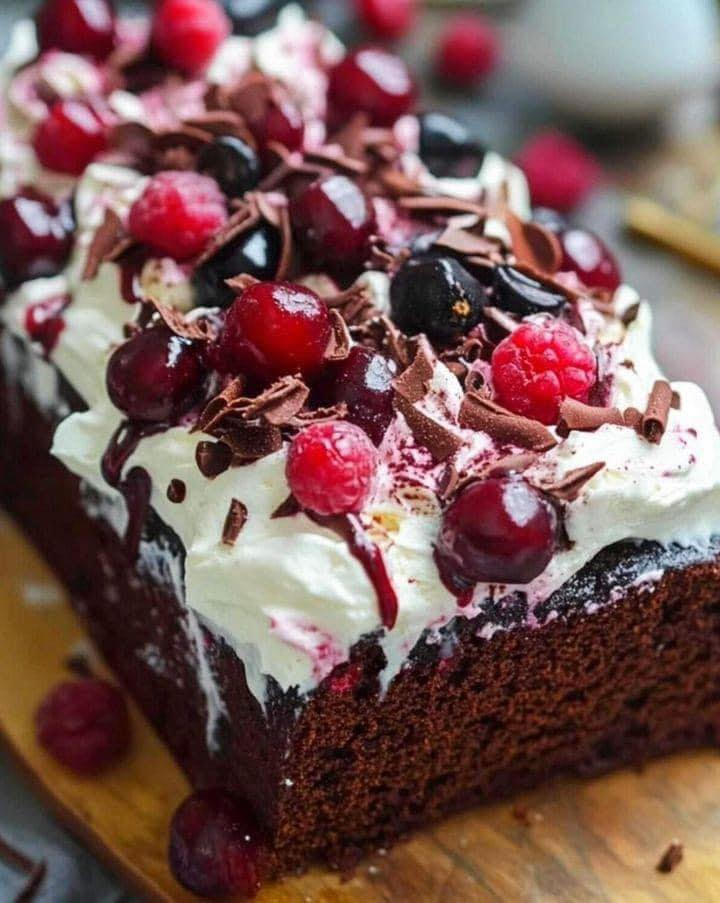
[106,324,206,422]
[198,135,260,197]
[193,222,281,309]
[328,47,417,127]
[33,99,108,176]
[322,346,395,445]
[0,190,73,288]
[418,112,485,179]
[215,281,331,381]
[36,0,117,60]
[391,256,485,343]
[492,265,567,317]
[436,477,558,588]
[36,679,131,775]
[169,789,264,898]
[290,175,376,276]
[559,228,622,292]
[244,94,304,159]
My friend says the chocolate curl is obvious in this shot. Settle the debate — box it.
[393,336,435,403]
[556,399,625,437]
[167,478,186,503]
[196,440,233,478]
[324,309,352,362]
[146,297,219,342]
[539,462,606,503]
[239,375,309,426]
[274,203,293,281]
[433,228,497,258]
[195,200,262,268]
[642,380,673,444]
[195,376,247,433]
[222,498,248,546]
[398,195,487,217]
[459,392,557,452]
[83,208,135,281]
[504,211,562,274]
[222,424,283,461]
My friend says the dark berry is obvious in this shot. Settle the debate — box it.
[559,228,622,292]
[24,294,70,356]
[491,319,596,425]
[198,135,260,197]
[128,171,228,262]
[152,0,231,76]
[245,94,304,158]
[169,789,263,898]
[287,421,379,515]
[216,281,331,381]
[390,256,485,343]
[532,207,569,234]
[290,175,376,275]
[36,679,131,774]
[356,0,417,40]
[322,346,395,445]
[437,477,558,587]
[418,112,485,179]
[435,15,502,87]
[223,0,285,36]
[516,130,601,213]
[328,47,417,127]
[0,190,73,287]
[492,265,567,318]
[36,0,116,60]
[106,324,206,422]
[193,222,281,309]
[33,100,108,176]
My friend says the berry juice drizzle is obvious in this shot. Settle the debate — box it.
[24,295,70,356]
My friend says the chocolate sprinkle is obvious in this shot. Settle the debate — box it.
[167,478,186,503]
[642,379,673,444]
[459,392,557,451]
[222,498,248,546]
[539,462,605,503]
[556,399,625,437]
[196,440,233,478]
[656,840,683,874]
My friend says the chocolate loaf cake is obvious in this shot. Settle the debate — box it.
[2,0,720,892]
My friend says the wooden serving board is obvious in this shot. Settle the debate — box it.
[2,510,720,902]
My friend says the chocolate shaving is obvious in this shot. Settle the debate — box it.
[288,402,347,427]
[240,375,309,426]
[437,463,459,500]
[196,440,233,478]
[167,478,186,503]
[195,201,261,268]
[394,393,463,462]
[671,390,681,410]
[642,379,673,444]
[196,376,248,433]
[184,111,256,148]
[656,841,683,874]
[623,406,643,432]
[483,306,519,337]
[505,212,562,274]
[324,309,352,362]
[224,274,260,295]
[393,337,435,403]
[539,462,605,503]
[274,203,293,281]
[305,145,368,176]
[271,494,301,518]
[147,298,218,342]
[621,302,641,326]
[459,392,557,451]
[222,423,283,461]
[556,399,625,437]
[434,228,497,258]
[398,195,486,217]
[377,167,424,198]
[484,452,539,478]
[222,498,248,546]
[83,208,128,281]
[328,113,371,160]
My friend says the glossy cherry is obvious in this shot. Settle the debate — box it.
[322,346,395,445]
[244,94,304,157]
[169,789,264,898]
[0,190,73,287]
[33,99,108,176]
[418,111,485,178]
[328,47,417,127]
[198,135,260,197]
[215,281,332,381]
[106,324,206,422]
[36,0,117,59]
[436,477,558,588]
[559,228,622,292]
[290,175,376,275]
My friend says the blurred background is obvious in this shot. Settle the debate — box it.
[2,0,720,899]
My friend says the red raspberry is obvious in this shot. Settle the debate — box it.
[128,171,228,261]
[356,0,417,40]
[33,99,108,176]
[36,679,131,774]
[36,0,117,60]
[152,0,231,77]
[515,130,601,213]
[286,421,379,516]
[491,318,596,425]
[435,15,501,87]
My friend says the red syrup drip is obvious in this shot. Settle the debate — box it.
[433,547,475,606]
[309,512,399,630]
[24,294,69,356]
[121,466,152,558]
[101,419,166,487]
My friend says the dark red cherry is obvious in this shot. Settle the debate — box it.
[290,175,376,275]
[169,789,264,898]
[24,294,70,356]
[36,0,117,60]
[328,47,417,126]
[323,346,395,445]
[106,325,206,422]
[0,190,73,288]
[215,281,331,381]
[436,477,558,589]
[245,95,304,158]
[33,99,108,176]
[36,679,131,774]
[559,228,621,292]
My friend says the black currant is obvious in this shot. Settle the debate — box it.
[418,112,485,179]
[198,136,260,198]
[223,0,287,36]
[492,266,567,317]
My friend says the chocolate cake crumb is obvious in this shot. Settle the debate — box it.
[167,479,186,504]
[656,840,683,873]
[643,380,673,444]
[222,499,248,546]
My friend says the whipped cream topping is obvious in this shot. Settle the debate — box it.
[2,12,720,715]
